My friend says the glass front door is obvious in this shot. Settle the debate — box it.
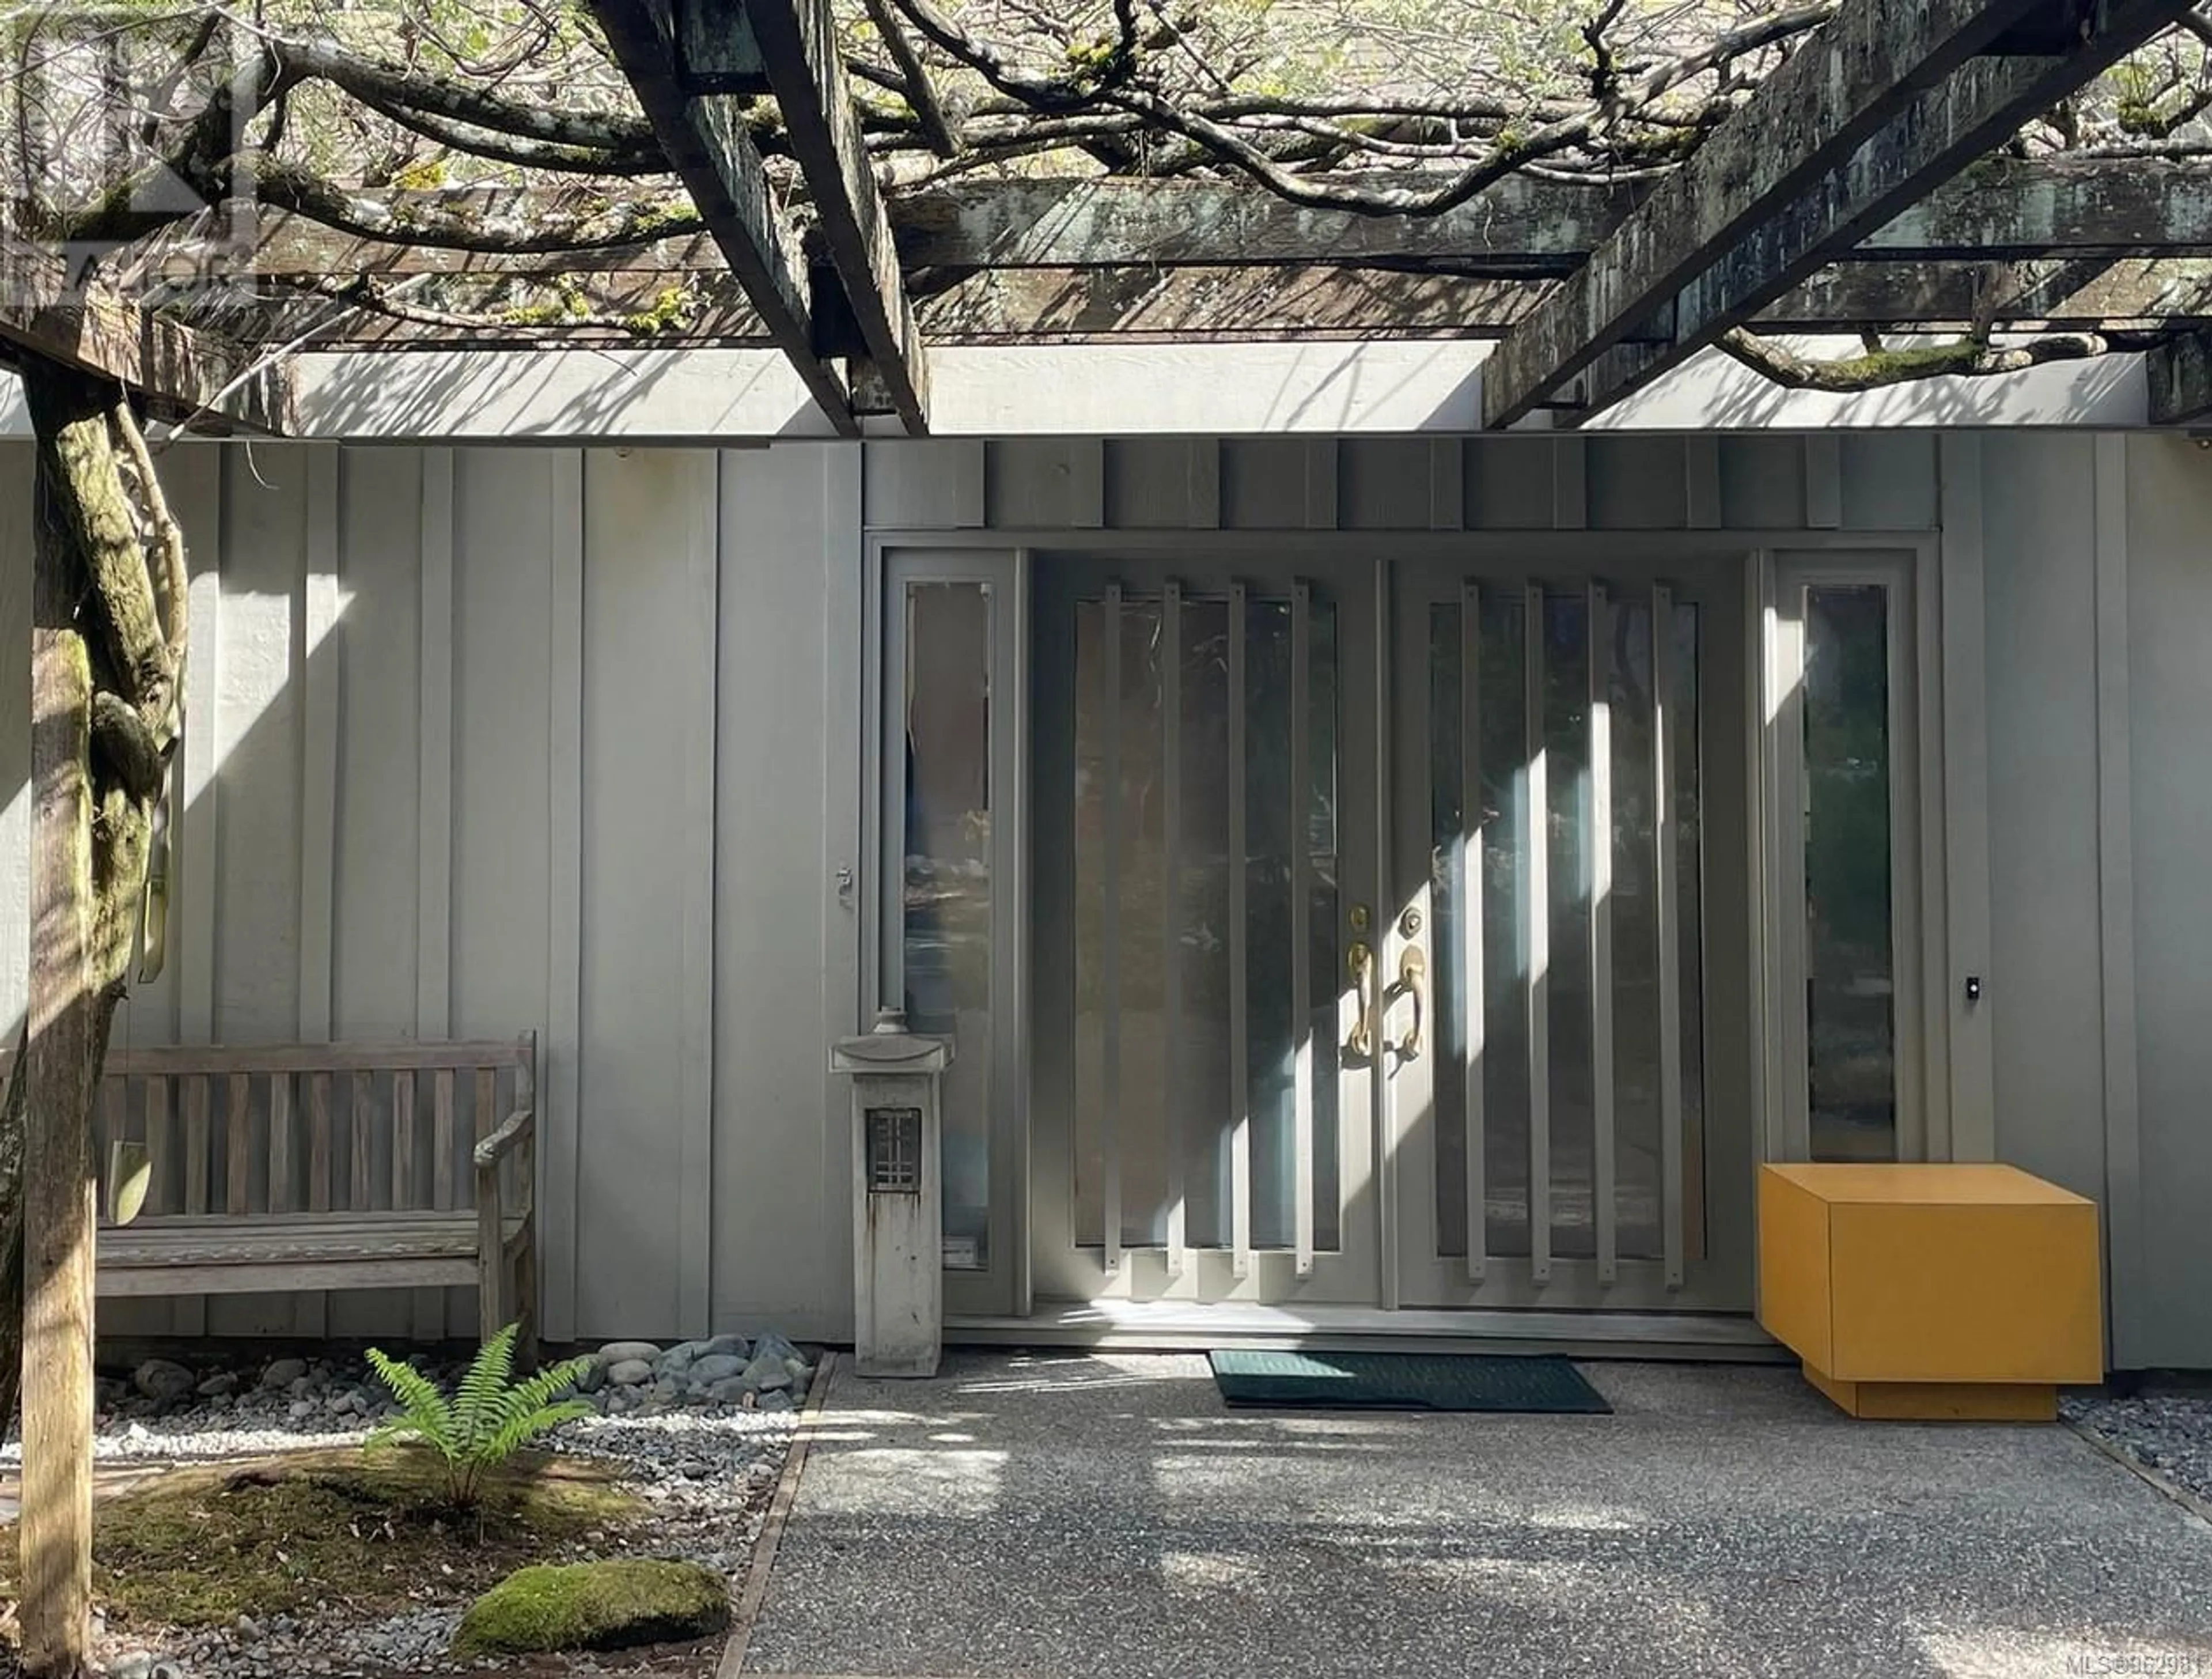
[1019,553,1758,1315]
[1029,557,1384,1304]
[1384,560,1756,1311]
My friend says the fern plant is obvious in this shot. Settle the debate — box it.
[365,1323,596,1510]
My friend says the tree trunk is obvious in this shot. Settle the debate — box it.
[6,357,187,1679]
[21,590,100,1678]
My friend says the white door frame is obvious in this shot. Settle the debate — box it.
[866,545,1032,1318]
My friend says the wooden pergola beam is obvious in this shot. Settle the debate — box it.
[893,173,1641,275]
[0,236,291,432]
[1563,1,2192,422]
[2146,330,2212,422]
[588,0,857,434]
[285,255,2212,349]
[738,0,929,431]
[909,256,2212,342]
[1479,0,2166,428]
[224,157,2212,286]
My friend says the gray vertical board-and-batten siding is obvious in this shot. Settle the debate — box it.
[0,428,2203,1366]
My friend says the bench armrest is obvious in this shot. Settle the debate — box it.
[473,1107,536,1170]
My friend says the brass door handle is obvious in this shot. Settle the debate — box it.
[1383,947,1426,1061]
[1346,941,1374,1058]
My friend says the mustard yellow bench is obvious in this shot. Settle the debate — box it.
[1756,1163,2102,1421]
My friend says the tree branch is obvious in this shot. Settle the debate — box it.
[25,375,174,720]
[861,0,962,157]
[109,400,187,678]
[272,272,699,338]
[257,164,706,255]
[89,691,167,806]
[270,35,658,157]
[885,0,1836,215]
[1717,326,2122,390]
[347,96,669,175]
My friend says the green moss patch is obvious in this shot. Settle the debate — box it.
[0,1445,641,1633]
[453,1559,730,1657]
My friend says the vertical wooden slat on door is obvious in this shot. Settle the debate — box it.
[1289,582,1315,1278]
[1226,585,1252,1282]
[1160,581,1185,1281]
[1099,584,1123,1277]
[1589,583,1618,1285]
[1524,585,1552,1285]
[1653,584,1687,1289]
[1460,583,1487,1283]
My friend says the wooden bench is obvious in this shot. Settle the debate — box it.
[77,1036,539,1349]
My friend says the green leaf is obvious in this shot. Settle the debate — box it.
[454,1323,520,1455]
[365,1325,590,1511]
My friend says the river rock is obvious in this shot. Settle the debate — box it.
[739,1352,791,1394]
[132,1358,196,1404]
[752,1331,804,1367]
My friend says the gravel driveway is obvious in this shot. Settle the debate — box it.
[745,1353,2212,1679]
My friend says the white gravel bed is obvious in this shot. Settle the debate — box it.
[3,1337,812,1678]
[2065,1385,2212,1508]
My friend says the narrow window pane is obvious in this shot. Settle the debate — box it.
[1804,584,1896,1163]
[903,582,992,1268]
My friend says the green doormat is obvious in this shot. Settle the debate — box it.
[1208,1349,1611,1413]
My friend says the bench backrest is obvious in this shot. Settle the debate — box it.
[57,1037,537,1222]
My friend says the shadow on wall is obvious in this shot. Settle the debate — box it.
[286,346,838,443]
[1586,335,2149,430]
[0,438,562,1348]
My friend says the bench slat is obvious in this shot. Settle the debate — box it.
[393,1074,416,1211]
[475,1068,496,1148]
[351,1070,374,1212]
[268,1073,294,1215]
[183,1075,210,1215]
[85,1040,533,1076]
[226,1073,251,1216]
[434,1070,456,1211]
[145,1076,170,1216]
[104,1212,494,1266]
[309,1072,332,1214]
